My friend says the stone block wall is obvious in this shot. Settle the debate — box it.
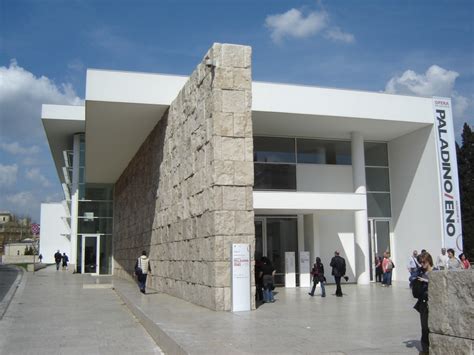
[113,43,255,311]
[428,270,473,354]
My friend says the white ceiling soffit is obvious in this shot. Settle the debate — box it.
[41,105,85,184]
[252,111,431,141]
[85,101,169,183]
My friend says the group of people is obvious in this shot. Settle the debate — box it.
[255,251,348,303]
[53,250,69,271]
[407,248,471,355]
[374,251,395,286]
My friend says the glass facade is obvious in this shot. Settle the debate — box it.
[74,134,114,274]
[254,136,353,190]
[365,142,391,218]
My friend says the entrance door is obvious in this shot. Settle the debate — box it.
[368,220,391,281]
[254,217,298,285]
[82,235,100,274]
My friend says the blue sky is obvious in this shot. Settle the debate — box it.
[1,0,473,222]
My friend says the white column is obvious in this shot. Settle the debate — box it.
[351,132,370,285]
[70,134,81,272]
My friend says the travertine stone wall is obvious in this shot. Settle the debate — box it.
[429,270,473,354]
[113,43,255,311]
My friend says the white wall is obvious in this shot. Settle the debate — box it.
[297,165,353,193]
[303,212,356,284]
[389,125,443,282]
[40,203,71,264]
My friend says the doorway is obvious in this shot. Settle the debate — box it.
[81,234,99,274]
[254,216,298,285]
[368,219,391,281]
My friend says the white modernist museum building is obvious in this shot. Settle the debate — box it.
[41,44,462,309]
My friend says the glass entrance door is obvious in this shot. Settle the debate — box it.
[254,217,298,285]
[82,235,99,274]
[368,220,391,281]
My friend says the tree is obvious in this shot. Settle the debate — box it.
[457,123,474,259]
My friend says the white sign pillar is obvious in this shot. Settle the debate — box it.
[285,252,296,288]
[231,243,251,312]
[299,251,311,287]
[433,97,463,254]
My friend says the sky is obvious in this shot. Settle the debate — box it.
[1,0,473,223]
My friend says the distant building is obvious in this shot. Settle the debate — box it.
[0,212,33,255]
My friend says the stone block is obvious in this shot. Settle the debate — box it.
[233,161,254,186]
[222,186,247,210]
[212,160,234,185]
[429,270,474,340]
[233,112,252,137]
[234,211,255,235]
[429,333,472,355]
[221,90,247,113]
[214,211,235,236]
[244,137,254,162]
[220,44,251,69]
[213,67,234,90]
[221,137,245,162]
[232,68,251,91]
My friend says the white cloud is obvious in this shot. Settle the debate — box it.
[265,8,355,45]
[265,9,328,43]
[385,65,471,119]
[0,59,83,142]
[25,168,51,187]
[0,164,18,187]
[1,141,40,155]
[324,27,355,44]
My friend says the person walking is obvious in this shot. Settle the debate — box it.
[39,254,43,263]
[135,251,152,294]
[330,251,346,297]
[259,257,276,303]
[446,248,461,269]
[308,257,326,297]
[412,252,434,355]
[382,251,394,287]
[62,253,69,270]
[54,250,62,271]
[459,253,471,269]
[435,248,449,270]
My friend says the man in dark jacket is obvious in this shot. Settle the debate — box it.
[330,251,346,297]
[54,250,62,271]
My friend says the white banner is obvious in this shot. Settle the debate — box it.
[299,251,311,288]
[285,252,296,288]
[433,97,463,254]
[231,243,251,312]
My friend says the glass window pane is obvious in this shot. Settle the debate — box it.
[266,218,298,286]
[365,142,388,166]
[84,184,114,200]
[366,167,390,192]
[79,201,113,218]
[78,218,113,234]
[297,139,351,165]
[99,235,112,274]
[367,193,392,218]
[254,164,296,190]
[254,137,295,163]
[296,139,326,164]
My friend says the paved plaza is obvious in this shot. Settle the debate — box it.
[114,277,423,354]
[0,265,424,354]
[0,266,162,355]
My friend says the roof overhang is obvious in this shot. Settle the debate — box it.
[42,105,85,184]
[252,82,434,141]
[85,69,187,183]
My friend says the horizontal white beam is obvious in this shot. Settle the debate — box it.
[253,191,367,213]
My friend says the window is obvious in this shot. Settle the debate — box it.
[254,164,296,190]
[365,142,388,167]
[254,137,296,163]
[297,139,351,165]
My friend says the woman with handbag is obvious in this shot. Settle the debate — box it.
[308,257,326,297]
